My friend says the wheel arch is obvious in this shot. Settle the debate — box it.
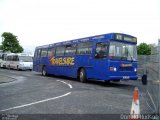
[77,67,88,79]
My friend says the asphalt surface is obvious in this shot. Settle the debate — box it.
[0,68,152,119]
[0,74,16,84]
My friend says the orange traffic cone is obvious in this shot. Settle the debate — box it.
[130,87,140,120]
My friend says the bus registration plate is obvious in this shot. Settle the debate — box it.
[123,76,130,79]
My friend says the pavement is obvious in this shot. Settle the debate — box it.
[0,74,16,84]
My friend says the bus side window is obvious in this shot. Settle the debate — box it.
[7,56,10,61]
[48,47,55,57]
[0,54,5,60]
[77,42,93,55]
[65,44,76,56]
[34,49,39,59]
[13,55,16,61]
[95,42,108,59]
[15,56,19,61]
[55,46,65,56]
[37,49,41,58]
[41,49,48,57]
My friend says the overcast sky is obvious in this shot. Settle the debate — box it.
[0,0,160,52]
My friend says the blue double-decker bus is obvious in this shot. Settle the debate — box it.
[33,33,138,82]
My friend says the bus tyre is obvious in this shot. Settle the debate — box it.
[42,66,47,76]
[79,69,87,83]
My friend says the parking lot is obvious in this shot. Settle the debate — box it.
[0,68,151,118]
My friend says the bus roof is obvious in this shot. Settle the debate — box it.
[35,33,137,49]
[6,53,31,56]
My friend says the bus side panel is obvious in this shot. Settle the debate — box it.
[85,60,109,80]
[33,58,41,72]
[47,65,77,78]
[40,57,49,71]
[60,66,77,78]
[33,61,37,72]
[75,55,92,67]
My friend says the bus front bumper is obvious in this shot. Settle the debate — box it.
[108,76,138,81]
[19,66,33,70]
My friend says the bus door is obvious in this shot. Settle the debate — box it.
[33,49,41,72]
[40,48,48,68]
[93,42,109,79]
[12,55,19,69]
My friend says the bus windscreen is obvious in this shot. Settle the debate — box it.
[109,41,137,61]
[19,56,33,62]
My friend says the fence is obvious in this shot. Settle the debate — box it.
[138,46,160,115]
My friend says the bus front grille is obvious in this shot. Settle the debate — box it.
[119,67,133,71]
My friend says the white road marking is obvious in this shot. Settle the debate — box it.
[0,92,71,112]
[56,80,73,89]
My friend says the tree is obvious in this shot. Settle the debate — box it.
[0,45,2,50]
[137,43,151,55]
[1,32,23,53]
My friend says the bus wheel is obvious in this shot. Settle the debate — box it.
[79,69,87,83]
[42,66,47,76]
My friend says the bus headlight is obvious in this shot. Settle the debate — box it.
[134,68,137,72]
[113,67,117,71]
[110,67,117,71]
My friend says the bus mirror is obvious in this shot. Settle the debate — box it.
[142,74,147,85]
